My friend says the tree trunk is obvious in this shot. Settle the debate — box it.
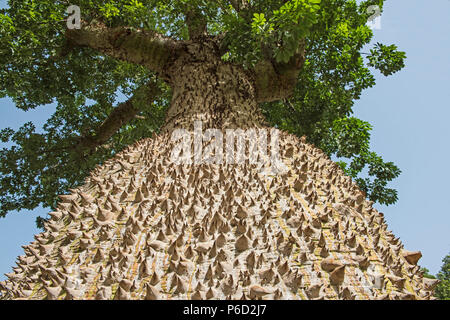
[161,39,267,132]
[0,40,434,300]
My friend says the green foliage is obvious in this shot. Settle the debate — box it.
[260,0,403,206]
[435,254,450,300]
[0,78,170,217]
[420,255,450,300]
[35,216,47,229]
[0,0,407,223]
[420,268,436,279]
[329,117,401,204]
[367,42,406,76]
[223,0,322,66]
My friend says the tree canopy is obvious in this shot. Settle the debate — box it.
[423,254,450,300]
[0,0,406,224]
[435,254,450,300]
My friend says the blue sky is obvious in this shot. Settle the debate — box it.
[0,0,449,281]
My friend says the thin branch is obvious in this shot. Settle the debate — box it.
[74,80,161,154]
[283,98,297,114]
[229,0,250,12]
[185,7,208,40]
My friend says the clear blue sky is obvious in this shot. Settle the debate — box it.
[0,0,449,281]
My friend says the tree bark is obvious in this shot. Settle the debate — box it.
[66,23,183,76]
[2,29,431,303]
[66,24,306,123]
[253,42,306,103]
[185,7,208,40]
[160,38,307,131]
[161,39,268,132]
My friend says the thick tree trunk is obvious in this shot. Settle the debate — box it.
[0,40,435,301]
[162,40,267,132]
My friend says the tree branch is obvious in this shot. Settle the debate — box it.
[229,0,251,12]
[74,81,161,153]
[253,41,306,103]
[185,7,208,40]
[65,22,182,75]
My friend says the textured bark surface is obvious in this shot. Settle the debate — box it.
[0,35,437,300]
[66,23,183,75]
[162,40,267,132]
[0,130,436,300]
[253,44,306,103]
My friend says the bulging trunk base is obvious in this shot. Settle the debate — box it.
[0,130,434,300]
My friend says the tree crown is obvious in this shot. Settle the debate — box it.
[0,0,406,223]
